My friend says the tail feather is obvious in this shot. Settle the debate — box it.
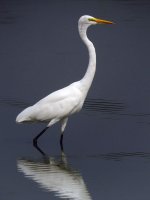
[16,106,33,123]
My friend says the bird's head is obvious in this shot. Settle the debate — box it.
[79,15,114,26]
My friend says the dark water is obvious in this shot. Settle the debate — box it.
[1,0,150,199]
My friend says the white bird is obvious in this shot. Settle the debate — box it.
[16,15,114,148]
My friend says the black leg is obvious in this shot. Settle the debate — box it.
[60,134,64,151]
[33,126,49,146]
[33,142,46,156]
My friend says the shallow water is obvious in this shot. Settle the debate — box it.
[1,0,150,199]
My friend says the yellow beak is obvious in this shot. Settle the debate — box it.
[89,17,114,24]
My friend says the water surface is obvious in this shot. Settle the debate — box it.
[0,0,150,199]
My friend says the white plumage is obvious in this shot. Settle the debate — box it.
[16,15,113,147]
[16,82,83,124]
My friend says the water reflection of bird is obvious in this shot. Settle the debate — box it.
[17,149,92,199]
[16,15,114,148]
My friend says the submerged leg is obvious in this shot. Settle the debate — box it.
[33,127,49,146]
[60,118,68,151]
[60,134,64,151]
[34,142,46,156]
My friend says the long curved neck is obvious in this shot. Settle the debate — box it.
[79,23,96,95]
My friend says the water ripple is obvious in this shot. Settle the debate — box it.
[87,151,150,161]
[84,98,126,114]
[84,98,150,123]
[0,97,30,108]
[0,1,17,24]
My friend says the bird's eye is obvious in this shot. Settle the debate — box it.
[88,18,95,22]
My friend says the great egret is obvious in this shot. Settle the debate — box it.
[16,15,114,148]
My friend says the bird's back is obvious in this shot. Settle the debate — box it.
[16,82,84,123]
